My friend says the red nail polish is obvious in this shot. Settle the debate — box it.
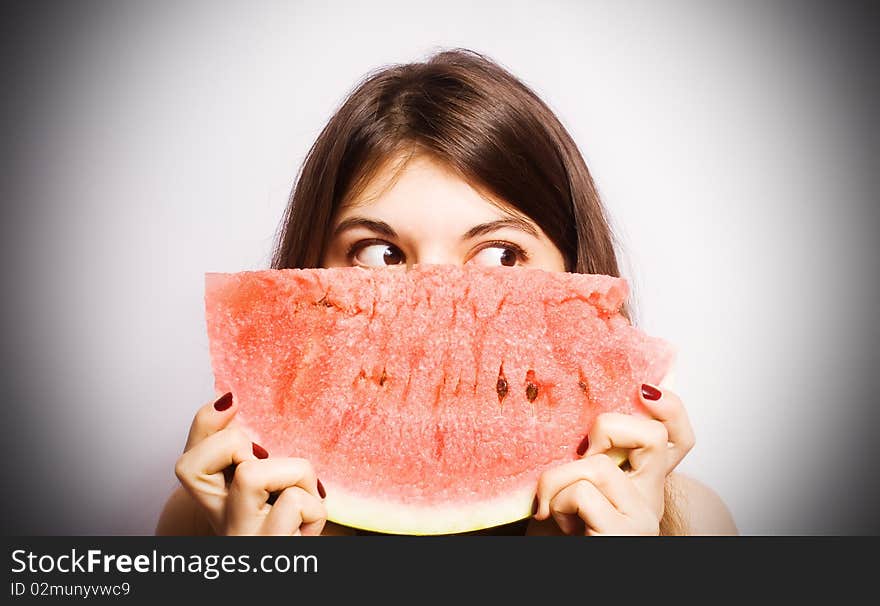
[213,392,233,411]
[576,434,590,456]
[641,384,662,401]
[252,442,269,459]
[317,478,326,499]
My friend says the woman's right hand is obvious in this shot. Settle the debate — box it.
[173,392,327,536]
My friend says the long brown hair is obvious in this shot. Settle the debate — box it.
[271,48,618,275]
[270,48,684,535]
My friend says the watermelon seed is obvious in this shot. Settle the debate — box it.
[379,368,388,386]
[578,375,594,404]
[526,382,539,402]
[431,381,443,408]
[352,368,367,386]
[525,369,539,402]
[496,377,509,403]
[496,364,508,403]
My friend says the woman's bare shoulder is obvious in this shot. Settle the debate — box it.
[668,472,739,536]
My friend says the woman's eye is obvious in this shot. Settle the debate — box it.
[469,246,522,267]
[353,243,406,267]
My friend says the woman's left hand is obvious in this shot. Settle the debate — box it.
[532,383,695,535]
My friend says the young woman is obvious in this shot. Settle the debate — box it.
[157,49,737,536]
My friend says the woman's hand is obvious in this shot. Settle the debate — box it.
[532,383,695,535]
[173,393,327,536]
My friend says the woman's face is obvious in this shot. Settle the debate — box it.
[321,153,566,271]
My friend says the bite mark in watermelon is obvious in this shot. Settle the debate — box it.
[204,265,675,535]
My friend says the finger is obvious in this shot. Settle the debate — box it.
[583,413,669,481]
[174,425,256,531]
[226,458,321,533]
[536,454,645,519]
[184,392,238,452]
[176,426,256,486]
[550,479,621,535]
[659,370,676,391]
[638,384,696,469]
[261,487,327,536]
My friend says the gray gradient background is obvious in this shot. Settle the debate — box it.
[1,0,877,535]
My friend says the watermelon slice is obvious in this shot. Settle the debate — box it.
[204,265,675,535]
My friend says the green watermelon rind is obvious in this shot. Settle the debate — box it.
[326,482,536,536]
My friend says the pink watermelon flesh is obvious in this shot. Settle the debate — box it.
[204,265,675,535]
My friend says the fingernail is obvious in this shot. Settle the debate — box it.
[317,478,326,499]
[252,442,269,459]
[531,496,539,516]
[213,392,233,411]
[641,383,662,401]
[576,434,590,456]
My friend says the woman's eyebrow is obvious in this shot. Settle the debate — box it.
[462,218,539,241]
[332,217,398,239]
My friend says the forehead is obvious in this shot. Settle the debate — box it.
[340,152,520,222]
